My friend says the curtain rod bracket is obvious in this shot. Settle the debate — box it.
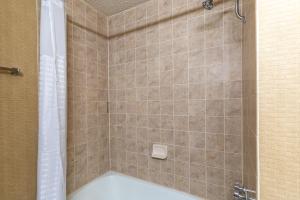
[0,66,23,76]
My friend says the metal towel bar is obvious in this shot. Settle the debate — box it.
[0,65,22,76]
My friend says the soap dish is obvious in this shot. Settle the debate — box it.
[151,144,168,160]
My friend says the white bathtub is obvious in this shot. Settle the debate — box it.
[68,171,201,200]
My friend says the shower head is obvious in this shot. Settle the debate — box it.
[202,0,214,10]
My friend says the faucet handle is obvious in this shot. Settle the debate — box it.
[234,191,246,199]
[233,182,256,200]
[234,183,244,191]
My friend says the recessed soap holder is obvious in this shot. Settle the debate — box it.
[151,144,168,160]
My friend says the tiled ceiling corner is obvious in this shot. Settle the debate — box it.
[85,0,150,15]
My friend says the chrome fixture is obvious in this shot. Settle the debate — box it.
[234,183,256,200]
[202,0,246,23]
[235,0,246,23]
[0,65,22,76]
[202,0,214,10]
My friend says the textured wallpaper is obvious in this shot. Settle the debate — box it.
[258,0,300,199]
[0,0,38,199]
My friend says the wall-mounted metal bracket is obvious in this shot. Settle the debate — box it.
[0,65,23,76]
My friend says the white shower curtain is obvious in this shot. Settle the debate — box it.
[37,0,67,200]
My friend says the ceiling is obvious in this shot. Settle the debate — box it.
[85,0,151,16]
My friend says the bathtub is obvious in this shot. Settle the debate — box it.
[68,171,201,200]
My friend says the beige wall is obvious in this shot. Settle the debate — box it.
[65,0,109,193]
[0,0,38,199]
[242,0,257,193]
[108,0,243,199]
[258,0,300,199]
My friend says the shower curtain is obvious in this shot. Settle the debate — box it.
[37,0,67,199]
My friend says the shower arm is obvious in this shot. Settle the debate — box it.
[235,0,246,23]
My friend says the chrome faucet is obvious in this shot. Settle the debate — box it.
[233,183,256,200]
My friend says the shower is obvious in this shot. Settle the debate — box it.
[202,0,214,10]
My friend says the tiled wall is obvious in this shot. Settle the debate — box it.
[108,0,243,199]
[258,0,300,199]
[242,0,256,193]
[65,0,109,193]
[0,0,38,199]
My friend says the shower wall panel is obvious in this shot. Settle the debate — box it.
[108,0,243,199]
[242,0,257,193]
[65,0,109,193]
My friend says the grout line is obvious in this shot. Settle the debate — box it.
[84,0,89,182]
[171,0,175,189]
[222,2,226,198]
[71,0,76,190]
[203,7,208,199]
[240,7,244,187]
[185,0,191,193]
[122,11,128,176]
[133,10,138,176]
[156,0,162,183]
[107,13,111,172]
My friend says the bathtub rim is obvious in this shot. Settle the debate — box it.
[68,170,202,200]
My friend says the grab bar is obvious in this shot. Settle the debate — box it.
[235,0,246,23]
[0,65,23,76]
